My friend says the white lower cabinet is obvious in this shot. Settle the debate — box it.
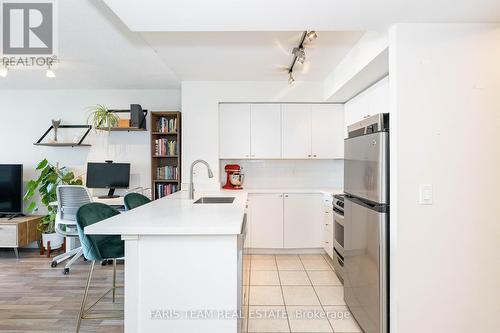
[247,192,324,249]
[283,193,324,248]
[247,193,284,248]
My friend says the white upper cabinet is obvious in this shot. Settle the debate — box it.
[344,76,389,137]
[250,104,281,158]
[311,104,344,159]
[281,104,312,158]
[220,103,345,159]
[219,104,251,158]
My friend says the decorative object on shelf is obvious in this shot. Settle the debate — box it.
[286,31,318,85]
[118,119,130,128]
[87,104,120,131]
[151,111,182,200]
[92,104,148,131]
[51,119,61,143]
[23,159,83,251]
[34,124,92,147]
[130,104,147,130]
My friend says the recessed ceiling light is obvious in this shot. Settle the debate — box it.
[0,67,8,78]
[306,31,318,42]
[288,72,295,85]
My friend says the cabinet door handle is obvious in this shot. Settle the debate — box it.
[284,195,289,197]
[313,154,317,157]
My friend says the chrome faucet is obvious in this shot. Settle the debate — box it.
[189,159,214,200]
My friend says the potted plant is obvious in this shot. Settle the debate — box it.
[86,104,120,131]
[24,159,83,251]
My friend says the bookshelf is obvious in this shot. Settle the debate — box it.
[150,111,181,200]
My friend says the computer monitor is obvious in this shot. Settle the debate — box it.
[0,164,23,218]
[86,162,130,199]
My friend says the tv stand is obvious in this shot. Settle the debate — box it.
[0,213,25,220]
[97,188,120,199]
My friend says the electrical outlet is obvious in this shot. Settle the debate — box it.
[419,184,433,205]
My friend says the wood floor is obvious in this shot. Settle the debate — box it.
[0,248,124,333]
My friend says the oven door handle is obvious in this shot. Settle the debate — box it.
[333,210,344,226]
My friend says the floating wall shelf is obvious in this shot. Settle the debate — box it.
[34,124,92,147]
[98,108,148,132]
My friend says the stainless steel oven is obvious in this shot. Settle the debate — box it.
[332,194,345,282]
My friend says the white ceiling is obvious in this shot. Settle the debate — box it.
[104,0,500,31]
[1,0,498,89]
[140,31,364,81]
[0,0,179,89]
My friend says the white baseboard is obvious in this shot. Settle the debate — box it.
[246,248,326,255]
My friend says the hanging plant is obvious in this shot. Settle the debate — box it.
[86,104,120,131]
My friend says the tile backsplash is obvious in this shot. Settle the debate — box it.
[219,159,343,189]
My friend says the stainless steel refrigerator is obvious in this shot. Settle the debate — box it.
[344,113,389,333]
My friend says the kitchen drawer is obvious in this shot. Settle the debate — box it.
[0,225,17,247]
[324,211,333,231]
[324,230,334,259]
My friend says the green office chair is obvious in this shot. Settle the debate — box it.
[124,192,151,210]
[75,203,124,333]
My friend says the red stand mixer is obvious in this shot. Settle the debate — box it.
[222,164,244,190]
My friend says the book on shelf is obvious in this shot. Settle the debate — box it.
[156,166,178,180]
[156,183,179,198]
[154,139,178,156]
[155,117,177,133]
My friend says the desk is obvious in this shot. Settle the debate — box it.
[92,196,124,206]
[50,196,125,210]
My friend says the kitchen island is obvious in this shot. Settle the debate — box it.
[85,190,249,333]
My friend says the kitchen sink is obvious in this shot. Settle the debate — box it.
[193,197,235,204]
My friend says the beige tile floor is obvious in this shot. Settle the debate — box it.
[245,254,363,333]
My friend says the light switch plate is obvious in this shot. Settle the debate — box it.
[419,184,433,205]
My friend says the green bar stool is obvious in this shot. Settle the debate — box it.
[75,203,124,333]
[124,192,151,210]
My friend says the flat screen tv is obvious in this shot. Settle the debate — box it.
[0,164,23,215]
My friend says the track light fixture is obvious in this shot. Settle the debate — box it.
[293,47,306,64]
[46,64,55,78]
[286,31,317,84]
[306,31,318,42]
[0,66,8,78]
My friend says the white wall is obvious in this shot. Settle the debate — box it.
[389,24,500,333]
[324,31,388,101]
[0,89,180,205]
[181,81,330,188]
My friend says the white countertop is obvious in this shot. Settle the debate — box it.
[244,188,343,196]
[85,190,248,236]
[84,187,343,237]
